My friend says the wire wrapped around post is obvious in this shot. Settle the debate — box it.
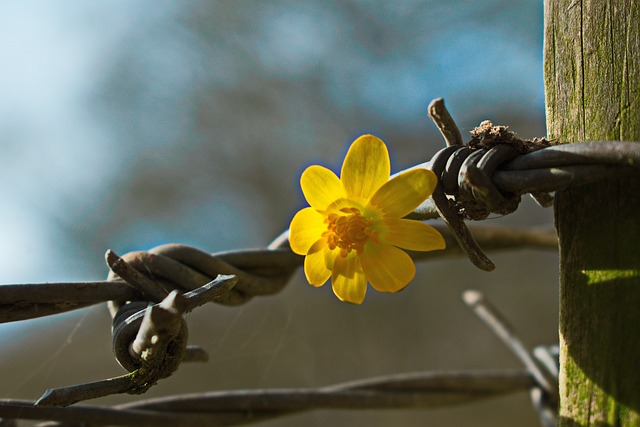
[0,98,639,423]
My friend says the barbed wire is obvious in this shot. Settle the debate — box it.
[0,224,556,324]
[1,290,558,427]
[0,98,638,426]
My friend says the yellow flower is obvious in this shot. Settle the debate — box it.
[289,134,445,304]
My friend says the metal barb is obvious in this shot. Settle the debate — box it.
[428,98,464,147]
[9,369,537,426]
[462,290,557,398]
[105,250,168,303]
[430,146,496,271]
[2,99,640,425]
[35,374,136,408]
[0,225,558,324]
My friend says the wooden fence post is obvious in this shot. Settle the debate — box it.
[544,0,640,425]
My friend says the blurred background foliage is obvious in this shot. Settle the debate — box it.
[0,1,556,426]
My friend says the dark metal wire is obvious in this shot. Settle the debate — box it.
[0,224,557,324]
[2,370,535,427]
[0,291,558,427]
[0,98,637,426]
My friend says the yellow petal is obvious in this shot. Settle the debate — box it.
[289,207,327,255]
[301,165,346,211]
[331,252,367,304]
[368,168,437,218]
[325,197,366,213]
[379,219,446,251]
[304,240,332,286]
[324,245,338,270]
[341,135,390,201]
[360,243,416,293]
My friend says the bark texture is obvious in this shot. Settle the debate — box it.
[544,0,640,425]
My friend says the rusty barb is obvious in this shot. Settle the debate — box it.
[0,98,638,425]
[416,98,640,271]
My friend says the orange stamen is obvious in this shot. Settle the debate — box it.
[323,207,376,257]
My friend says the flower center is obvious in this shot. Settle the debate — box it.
[323,207,379,257]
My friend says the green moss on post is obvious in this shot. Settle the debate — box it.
[544,0,640,425]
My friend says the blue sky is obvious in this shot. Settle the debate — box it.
[0,0,546,336]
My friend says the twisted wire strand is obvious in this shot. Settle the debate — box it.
[1,138,637,324]
[117,370,535,422]
[0,134,634,411]
[0,224,557,324]
[0,99,637,425]
[0,370,534,427]
[405,102,640,271]
[0,222,559,409]
[417,140,640,222]
[1,290,558,427]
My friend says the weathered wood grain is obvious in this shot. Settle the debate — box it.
[544,0,640,425]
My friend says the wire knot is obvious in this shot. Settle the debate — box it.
[439,121,552,220]
[426,100,553,271]
[105,243,300,377]
[33,242,301,407]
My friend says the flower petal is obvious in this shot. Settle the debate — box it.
[379,219,446,251]
[331,252,367,304]
[325,197,366,214]
[304,240,332,286]
[300,165,346,211]
[368,168,437,218]
[360,243,416,293]
[341,135,390,201]
[289,207,327,255]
